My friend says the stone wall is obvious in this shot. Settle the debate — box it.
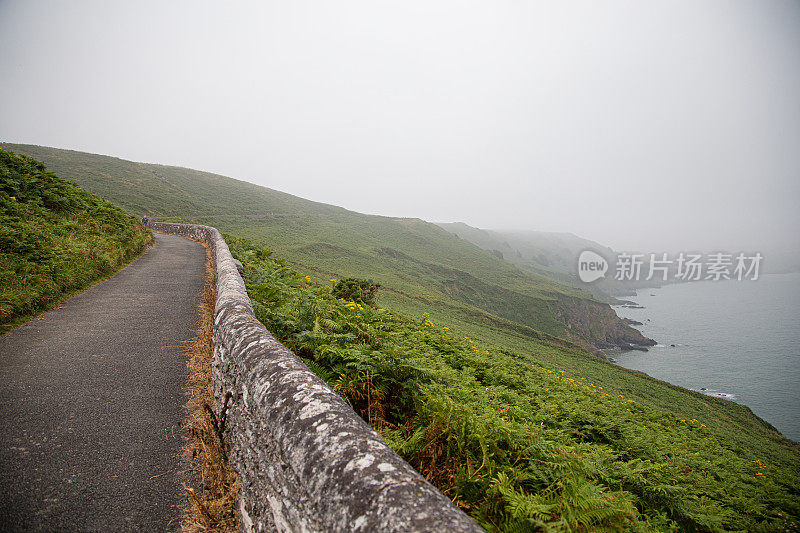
[142,220,482,532]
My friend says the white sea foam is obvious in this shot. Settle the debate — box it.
[693,388,736,401]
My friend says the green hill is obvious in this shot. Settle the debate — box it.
[4,143,798,529]
[0,143,652,354]
[437,222,663,301]
[0,148,151,332]
[0,143,344,218]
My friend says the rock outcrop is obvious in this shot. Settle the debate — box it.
[551,295,656,352]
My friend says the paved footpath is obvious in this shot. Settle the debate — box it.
[0,233,206,532]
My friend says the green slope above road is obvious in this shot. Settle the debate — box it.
[1,142,651,353]
[0,148,151,333]
[0,143,343,218]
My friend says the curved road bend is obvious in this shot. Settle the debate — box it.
[0,233,206,532]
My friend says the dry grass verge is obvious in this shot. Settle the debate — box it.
[181,243,239,532]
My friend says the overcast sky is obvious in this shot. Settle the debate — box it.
[1,1,798,252]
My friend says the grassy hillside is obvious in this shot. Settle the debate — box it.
[229,235,800,531]
[6,143,797,529]
[437,222,662,300]
[0,143,344,218]
[0,143,651,352]
[0,149,151,332]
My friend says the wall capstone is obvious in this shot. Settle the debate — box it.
[143,219,483,533]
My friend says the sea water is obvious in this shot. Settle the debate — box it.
[613,273,800,441]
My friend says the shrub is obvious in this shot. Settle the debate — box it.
[331,277,381,307]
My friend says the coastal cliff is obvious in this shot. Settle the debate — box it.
[551,295,656,352]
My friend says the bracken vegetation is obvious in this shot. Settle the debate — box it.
[0,149,151,333]
[228,235,800,532]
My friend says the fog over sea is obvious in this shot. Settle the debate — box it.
[613,273,800,441]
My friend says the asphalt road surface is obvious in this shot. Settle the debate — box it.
[0,233,206,532]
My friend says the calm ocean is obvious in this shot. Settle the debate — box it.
[612,272,800,441]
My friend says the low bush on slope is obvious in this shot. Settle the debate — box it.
[0,149,151,332]
[228,235,800,532]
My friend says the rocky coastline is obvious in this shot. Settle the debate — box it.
[552,295,656,355]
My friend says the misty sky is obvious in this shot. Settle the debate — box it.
[1,1,798,252]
